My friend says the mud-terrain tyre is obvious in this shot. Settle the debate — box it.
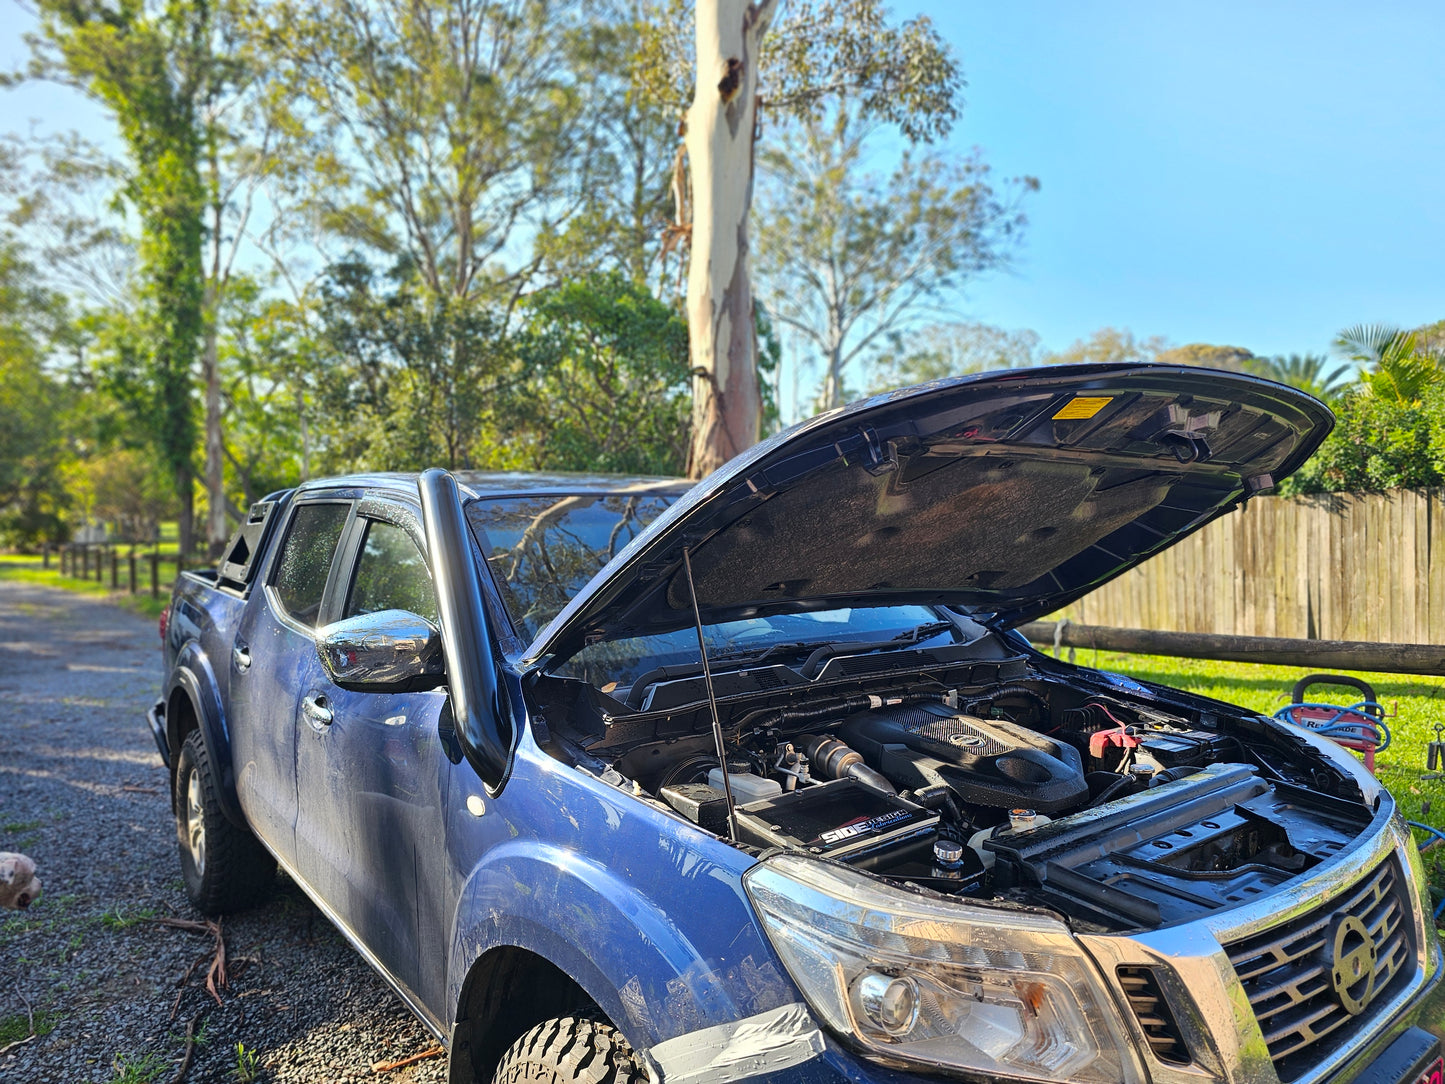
[491,1017,645,1084]
[176,729,275,914]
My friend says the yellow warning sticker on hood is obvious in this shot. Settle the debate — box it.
[1053,396,1113,420]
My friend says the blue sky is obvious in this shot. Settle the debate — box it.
[894,0,1445,357]
[5,0,1442,364]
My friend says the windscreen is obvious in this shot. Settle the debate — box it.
[467,492,677,641]
[467,491,958,688]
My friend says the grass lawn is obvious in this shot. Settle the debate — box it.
[1046,648,1445,1031]
[1079,650,1445,915]
[0,552,173,619]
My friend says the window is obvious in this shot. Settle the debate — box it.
[271,503,350,626]
[345,520,438,624]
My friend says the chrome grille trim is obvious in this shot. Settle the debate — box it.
[1224,857,1415,1081]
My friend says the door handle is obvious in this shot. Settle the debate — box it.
[302,695,333,727]
[233,645,251,673]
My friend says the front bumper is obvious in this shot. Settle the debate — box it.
[648,967,1440,1084]
[658,814,1441,1084]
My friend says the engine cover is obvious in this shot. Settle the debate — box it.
[839,703,1088,814]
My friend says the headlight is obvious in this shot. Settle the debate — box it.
[744,854,1143,1084]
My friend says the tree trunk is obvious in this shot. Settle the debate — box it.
[684,0,779,479]
[203,282,227,559]
[176,464,194,559]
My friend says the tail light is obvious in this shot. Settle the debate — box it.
[159,605,170,643]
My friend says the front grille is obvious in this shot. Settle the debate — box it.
[1225,857,1416,1082]
[1117,966,1190,1064]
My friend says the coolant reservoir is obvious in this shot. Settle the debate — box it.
[968,811,1052,868]
[708,767,783,804]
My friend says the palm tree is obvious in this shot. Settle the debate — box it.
[1251,353,1353,400]
[1335,324,1445,405]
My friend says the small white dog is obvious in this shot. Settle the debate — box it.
[0,852,41,910]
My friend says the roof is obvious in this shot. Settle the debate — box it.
[295,470,691,502]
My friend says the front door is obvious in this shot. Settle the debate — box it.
[293,511,456,1021]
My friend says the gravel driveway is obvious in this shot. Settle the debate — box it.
[0,581,447,1083]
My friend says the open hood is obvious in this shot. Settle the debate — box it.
[524,365,1332,665]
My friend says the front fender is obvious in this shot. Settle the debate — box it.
[166,641,245,829]
[445,742,800,1055]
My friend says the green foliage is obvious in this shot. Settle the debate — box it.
[1249,353,1353,401]
[1280,385,1445,495]
[311,260,521,473]
[1046,326,1168,366]
[216,278,315,503]
[1336,323,1445,405]
[0,239,73,547]
[534,11,678,286]
[264,0,587,302]
[30,0,223,553]
[109,1052,165,1084]
[232,1041,260,1083]
[516,274,691,475]
[756,101,1034,411]
[1153,342,1257,370]
[633,0,961,142]
[871,322,1044,392]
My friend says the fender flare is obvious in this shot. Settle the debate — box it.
[165,642,246,829]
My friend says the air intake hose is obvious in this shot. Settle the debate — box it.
[805,736,897,795]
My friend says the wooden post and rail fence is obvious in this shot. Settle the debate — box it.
[52,542,197,600]
[1025,487,1445,676]
[25,488,1445,675]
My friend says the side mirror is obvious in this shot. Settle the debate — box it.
[315,609,445,692]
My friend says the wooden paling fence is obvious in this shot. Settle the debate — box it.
[1055,487,1445,646]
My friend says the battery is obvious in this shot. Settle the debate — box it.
[734,779,937,859]
[1137,729,1237,769]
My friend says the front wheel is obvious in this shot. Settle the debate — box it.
[491,1017,645,1084]
[175,729,275,914]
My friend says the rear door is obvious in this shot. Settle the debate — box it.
[293,504,455,1022]
[228,499,352,863]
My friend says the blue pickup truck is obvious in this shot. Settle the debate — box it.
[150,366,1441,1084]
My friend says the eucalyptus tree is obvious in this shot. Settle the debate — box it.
[25,0,219,554]
[755,101,1032,411]
[265,0,590,305]
[868,322,1044,394]
[635,0,963,475]
[23,0,284,555]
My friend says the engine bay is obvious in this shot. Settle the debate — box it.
[536,655,1373,934]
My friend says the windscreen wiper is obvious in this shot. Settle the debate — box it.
[798,621,958,679]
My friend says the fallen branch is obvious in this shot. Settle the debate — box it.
[0,976,36,1056]
[167,1013,200,1084]
[371,1046,445,1073]
[204,919,227,1006]
[147,916,228,1006]
[146,916,212,935]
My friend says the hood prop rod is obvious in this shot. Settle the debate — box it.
[681,547,739,842]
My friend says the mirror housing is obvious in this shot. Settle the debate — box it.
[315,609,445,692]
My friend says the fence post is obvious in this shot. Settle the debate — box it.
[60,547,67,577]
[109,550,118,589]
[41,544,49,569]
[149,553,159,599]
[128,553,137,594]
[96,547,105,583]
